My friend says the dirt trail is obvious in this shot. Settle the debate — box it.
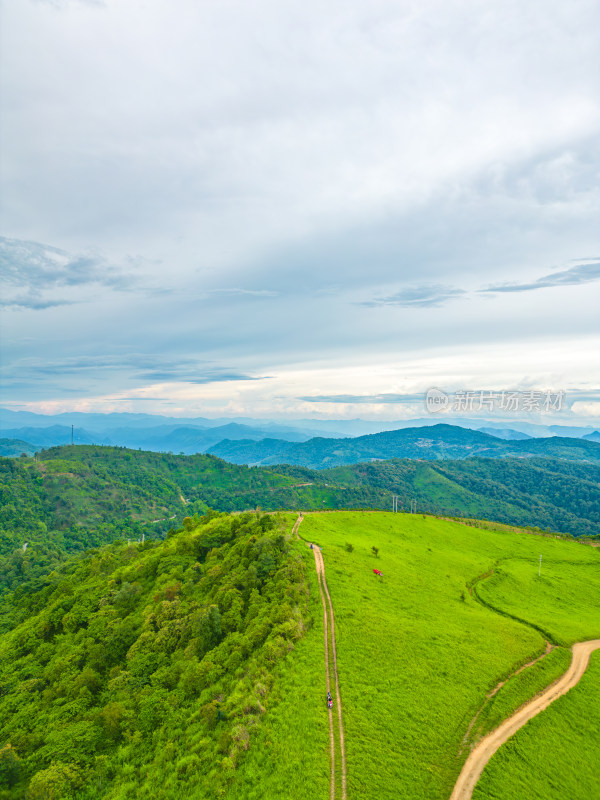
[450,638,600,800]
[459,640,554,755]
[293,515,347,800]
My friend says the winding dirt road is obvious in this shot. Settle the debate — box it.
[293,515,347,800]
[450,638,600,800]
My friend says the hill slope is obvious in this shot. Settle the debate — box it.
[0,511,598,799]
[0,512,319,799]
[283,512,600,800]
[0,439,38,457]
[2,446,600,598]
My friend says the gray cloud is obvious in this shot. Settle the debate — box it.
[0,295,76,310]
[136,367,268,384]
[481,261,600,294]
[0,237,142,310]
[360,285,466,308]
[0,352,267,390]
[206,288,279,298]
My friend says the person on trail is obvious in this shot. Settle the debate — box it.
[327,691,333,708]
[373,568,383,577]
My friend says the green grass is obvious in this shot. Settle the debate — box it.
[294,512,599,800]
[469,646,572,743]
[477,558,600,645]
[473,650,600,800]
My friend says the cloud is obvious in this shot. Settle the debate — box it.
[0,237,138,309]
[0,295,77,310]
[0,353,267,391]
[1,1,599,416]
[298,393,426,404]
[33,0,106,8]
[481,261,600,294]
[206,288,279,298]
[360,285,466,308]
[136,367,268,384]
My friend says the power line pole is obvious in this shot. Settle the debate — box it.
[71,424,74,445]
[410,499,417,514]
[538,554,542,577]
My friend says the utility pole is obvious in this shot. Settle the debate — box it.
[392,494,399,512]
[538,554,542,577]
[71,424,74,445]
[410,499,417,514]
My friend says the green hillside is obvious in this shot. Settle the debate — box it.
[282,512,599,800]
[0,511,598,799]
[0,440,38,458]
[2,446,599,600]
[317,456,600,536]
[473,651,600,800]
[0,511,323,800]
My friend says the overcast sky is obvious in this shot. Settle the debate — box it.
[1,0,599,423]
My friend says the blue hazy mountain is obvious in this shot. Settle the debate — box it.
[208,423,600,468]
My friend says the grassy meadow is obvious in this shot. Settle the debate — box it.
[473,650,600,800]
[476,557,600,645]
[293,512,599,800]
[469,645,572,742]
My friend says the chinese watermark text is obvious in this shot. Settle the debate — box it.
[425,388,565,414]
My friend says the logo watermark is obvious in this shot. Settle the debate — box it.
[425,388,565,414]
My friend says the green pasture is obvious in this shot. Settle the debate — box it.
[473,650,600,800]
[294,512,599,800]
[476,557,600,645]
[470,646,572,742]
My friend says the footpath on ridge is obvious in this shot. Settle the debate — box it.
[292,514,347,800]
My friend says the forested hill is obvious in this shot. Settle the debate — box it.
[1,445,600,598]
[0,511,311,799]
[0,447,312,595]
[208,423,600,468]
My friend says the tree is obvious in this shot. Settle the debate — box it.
[26,762,81,800]
[0,743,20,788]
[371,546,379,558]
[345,542,354,553]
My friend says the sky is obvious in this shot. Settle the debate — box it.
[1,0,599,424]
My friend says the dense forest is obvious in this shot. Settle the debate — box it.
[0,511,310,799]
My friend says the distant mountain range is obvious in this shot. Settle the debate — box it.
[1,407,598,458]
[0,422,316,455]
[208,423,600,468]
[477,427,532,440]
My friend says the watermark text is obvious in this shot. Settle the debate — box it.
[425,388,565,414]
